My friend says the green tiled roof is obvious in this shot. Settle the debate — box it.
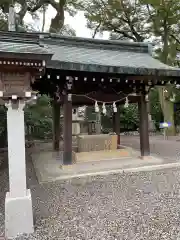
[41,34,180,77]
[0,31,180,77]
[0,32,52,60]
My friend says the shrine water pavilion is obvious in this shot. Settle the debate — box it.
[1,31,180,238]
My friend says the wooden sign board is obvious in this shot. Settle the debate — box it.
[0,72,31,97]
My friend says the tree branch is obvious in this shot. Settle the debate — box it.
[42,4,47,32]
[27,0,66,33]
[93,0,138,41]
[49,0,66,33]
[170,34,180,45]
[27,0,58,12]
[120,0,144,42]
[17,0,28,25]
[146,4,161,35]
[108,23,137,41]
[92,22,101,38]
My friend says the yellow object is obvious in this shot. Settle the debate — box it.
[110,134,117,150]
[75,149,130,163]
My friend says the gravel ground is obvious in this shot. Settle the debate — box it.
[1,158,180,239]
[121,135,180,163]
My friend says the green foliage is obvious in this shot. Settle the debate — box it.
[0,5,8,30]
[171,87,180,126]
[86,104,139,132]
[0,95,54,145]
[85,106,96,121]
[149,88,163,129]
[83,0,153,40]
[119,104,139,131]
[24,95,53,140]
[145,0,180,135]
[0,18,7,31]
[141,0,180,64]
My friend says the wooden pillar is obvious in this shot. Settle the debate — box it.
[113,106,120,146]
[63,94,72,165]
[138,93,150,157]
[52,99,61,151]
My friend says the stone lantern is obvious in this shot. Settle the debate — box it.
[0,32,52,239]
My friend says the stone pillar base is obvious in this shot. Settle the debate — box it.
[5,189,34,239]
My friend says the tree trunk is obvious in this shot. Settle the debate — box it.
[42,4,46,32]
[158,87,176,135]
[158,19,176,136]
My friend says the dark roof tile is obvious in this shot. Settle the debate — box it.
[0,41,49,55]
[0,32,180,77]
[43,36,180,77]
[0,31,52,59]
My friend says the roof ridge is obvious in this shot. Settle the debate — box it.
[49,33,147,46]
[0,31,151,54]
[0,31,41,45]
[42,33,150,53]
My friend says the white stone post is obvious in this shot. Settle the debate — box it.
[5,101,34,239]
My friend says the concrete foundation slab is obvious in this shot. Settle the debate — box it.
[5,189,34,239]
[31,147,169,183]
